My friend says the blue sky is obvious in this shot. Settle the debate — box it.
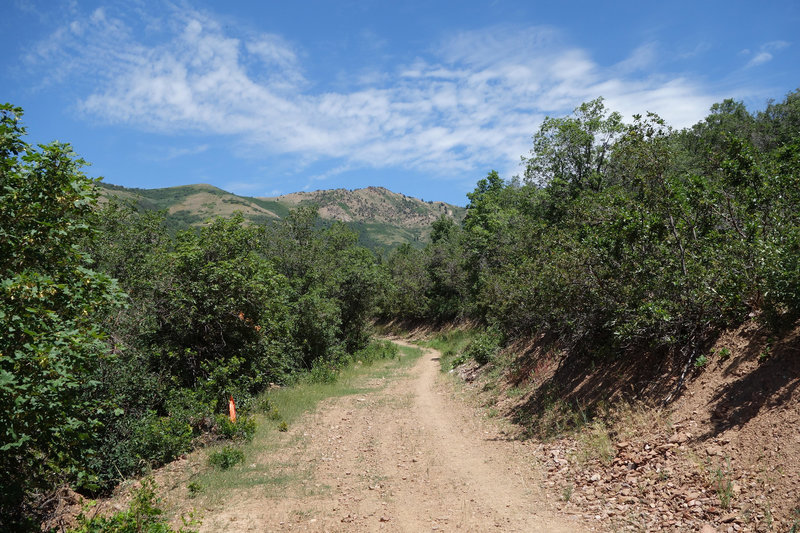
[2,1,798,206]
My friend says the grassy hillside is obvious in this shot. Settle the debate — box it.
[98,182,466,249]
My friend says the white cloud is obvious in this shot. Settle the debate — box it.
[747,52,773,68]
[27,8,719,180]
[614,43,658,73]
[744,40,790,68]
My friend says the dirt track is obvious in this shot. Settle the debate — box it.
[199,341,586,532]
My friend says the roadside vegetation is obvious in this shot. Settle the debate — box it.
[2,88,799,529]
[384,91,800,373]
[1,102,386,530]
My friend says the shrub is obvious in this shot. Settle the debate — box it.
[307,361,339,384]
[70,478,197,532]
[0,104,126,527]
[352,340,399,364]
[207,447,244,470]
[214,414,256,442]
[464,330,503,366]
[131,412,194,467]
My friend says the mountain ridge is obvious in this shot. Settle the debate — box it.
[98,182,467,249]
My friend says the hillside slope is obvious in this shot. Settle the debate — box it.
[99,182,466,249]
[449,319,800,532]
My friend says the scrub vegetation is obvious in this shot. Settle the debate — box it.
[2,88,799,529]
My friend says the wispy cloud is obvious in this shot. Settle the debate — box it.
[744,40,790,68]
[747,52,773,68]
[614,42,658,74]
[151,144,209,161]
[26,5,720,180]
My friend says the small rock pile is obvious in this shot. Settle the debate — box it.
[538,429,780,532]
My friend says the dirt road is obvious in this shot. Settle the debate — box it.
[199,341,586,532]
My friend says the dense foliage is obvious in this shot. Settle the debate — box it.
[0,105,383,529]
[384,92,800,363]
[0,104,126,527]
[2,89,798,528]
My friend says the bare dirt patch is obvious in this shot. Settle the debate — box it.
[463,320,800,532]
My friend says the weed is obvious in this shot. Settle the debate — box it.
[448,352,470,370]
[562,483,574,502]
[713,458,734,510]
[421,328,476,354]
[419,328,479,371]
[308,361,339,384]
[71,477,197,532]
[215,414,257,442]
[576,420,616,465]
[278,421,289,432]
[506,385,527,399]
[208,446,244,470]
[790,508,800,533]
[764,501,773,529]
[759,337,775,362]
[526,396,584,440]
[352,340,399,365]
[694,354,708,368]
[611,402,671,444]
[187,481,203,497]
[718,347,731,361]
[291,509,313,521]
[464,329,503,365]
[258,396,274,412]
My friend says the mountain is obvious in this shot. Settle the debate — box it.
[98,182,466,250]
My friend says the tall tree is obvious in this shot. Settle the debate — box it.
[0,104,125,527]
[522,97,624,194]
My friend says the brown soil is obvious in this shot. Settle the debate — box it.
[76,340,587,532]
[194,340,584,532]
[466,320,800,532]
[64,319,799,533]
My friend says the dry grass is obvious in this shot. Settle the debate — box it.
[608,401,672,443]
[167,192,278,219]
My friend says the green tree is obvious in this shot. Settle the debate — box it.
[383,243,431,319]
[0,104,125,527]
[157,215,296,396]
[523,97,624,194]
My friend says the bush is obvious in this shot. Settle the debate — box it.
[207,447,244,470]
[131,412,194,467]
[307,360,339,384]
[214,414,256,442]
[70,478,197,532]
[464,330,502,366]
[0,104,126,527]
[353,340,399,364]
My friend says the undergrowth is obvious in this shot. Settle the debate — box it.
[207,447,244,470]
[70,478,198,533]
[417,328,478,371]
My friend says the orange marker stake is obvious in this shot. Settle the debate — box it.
[228,394,237,423]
